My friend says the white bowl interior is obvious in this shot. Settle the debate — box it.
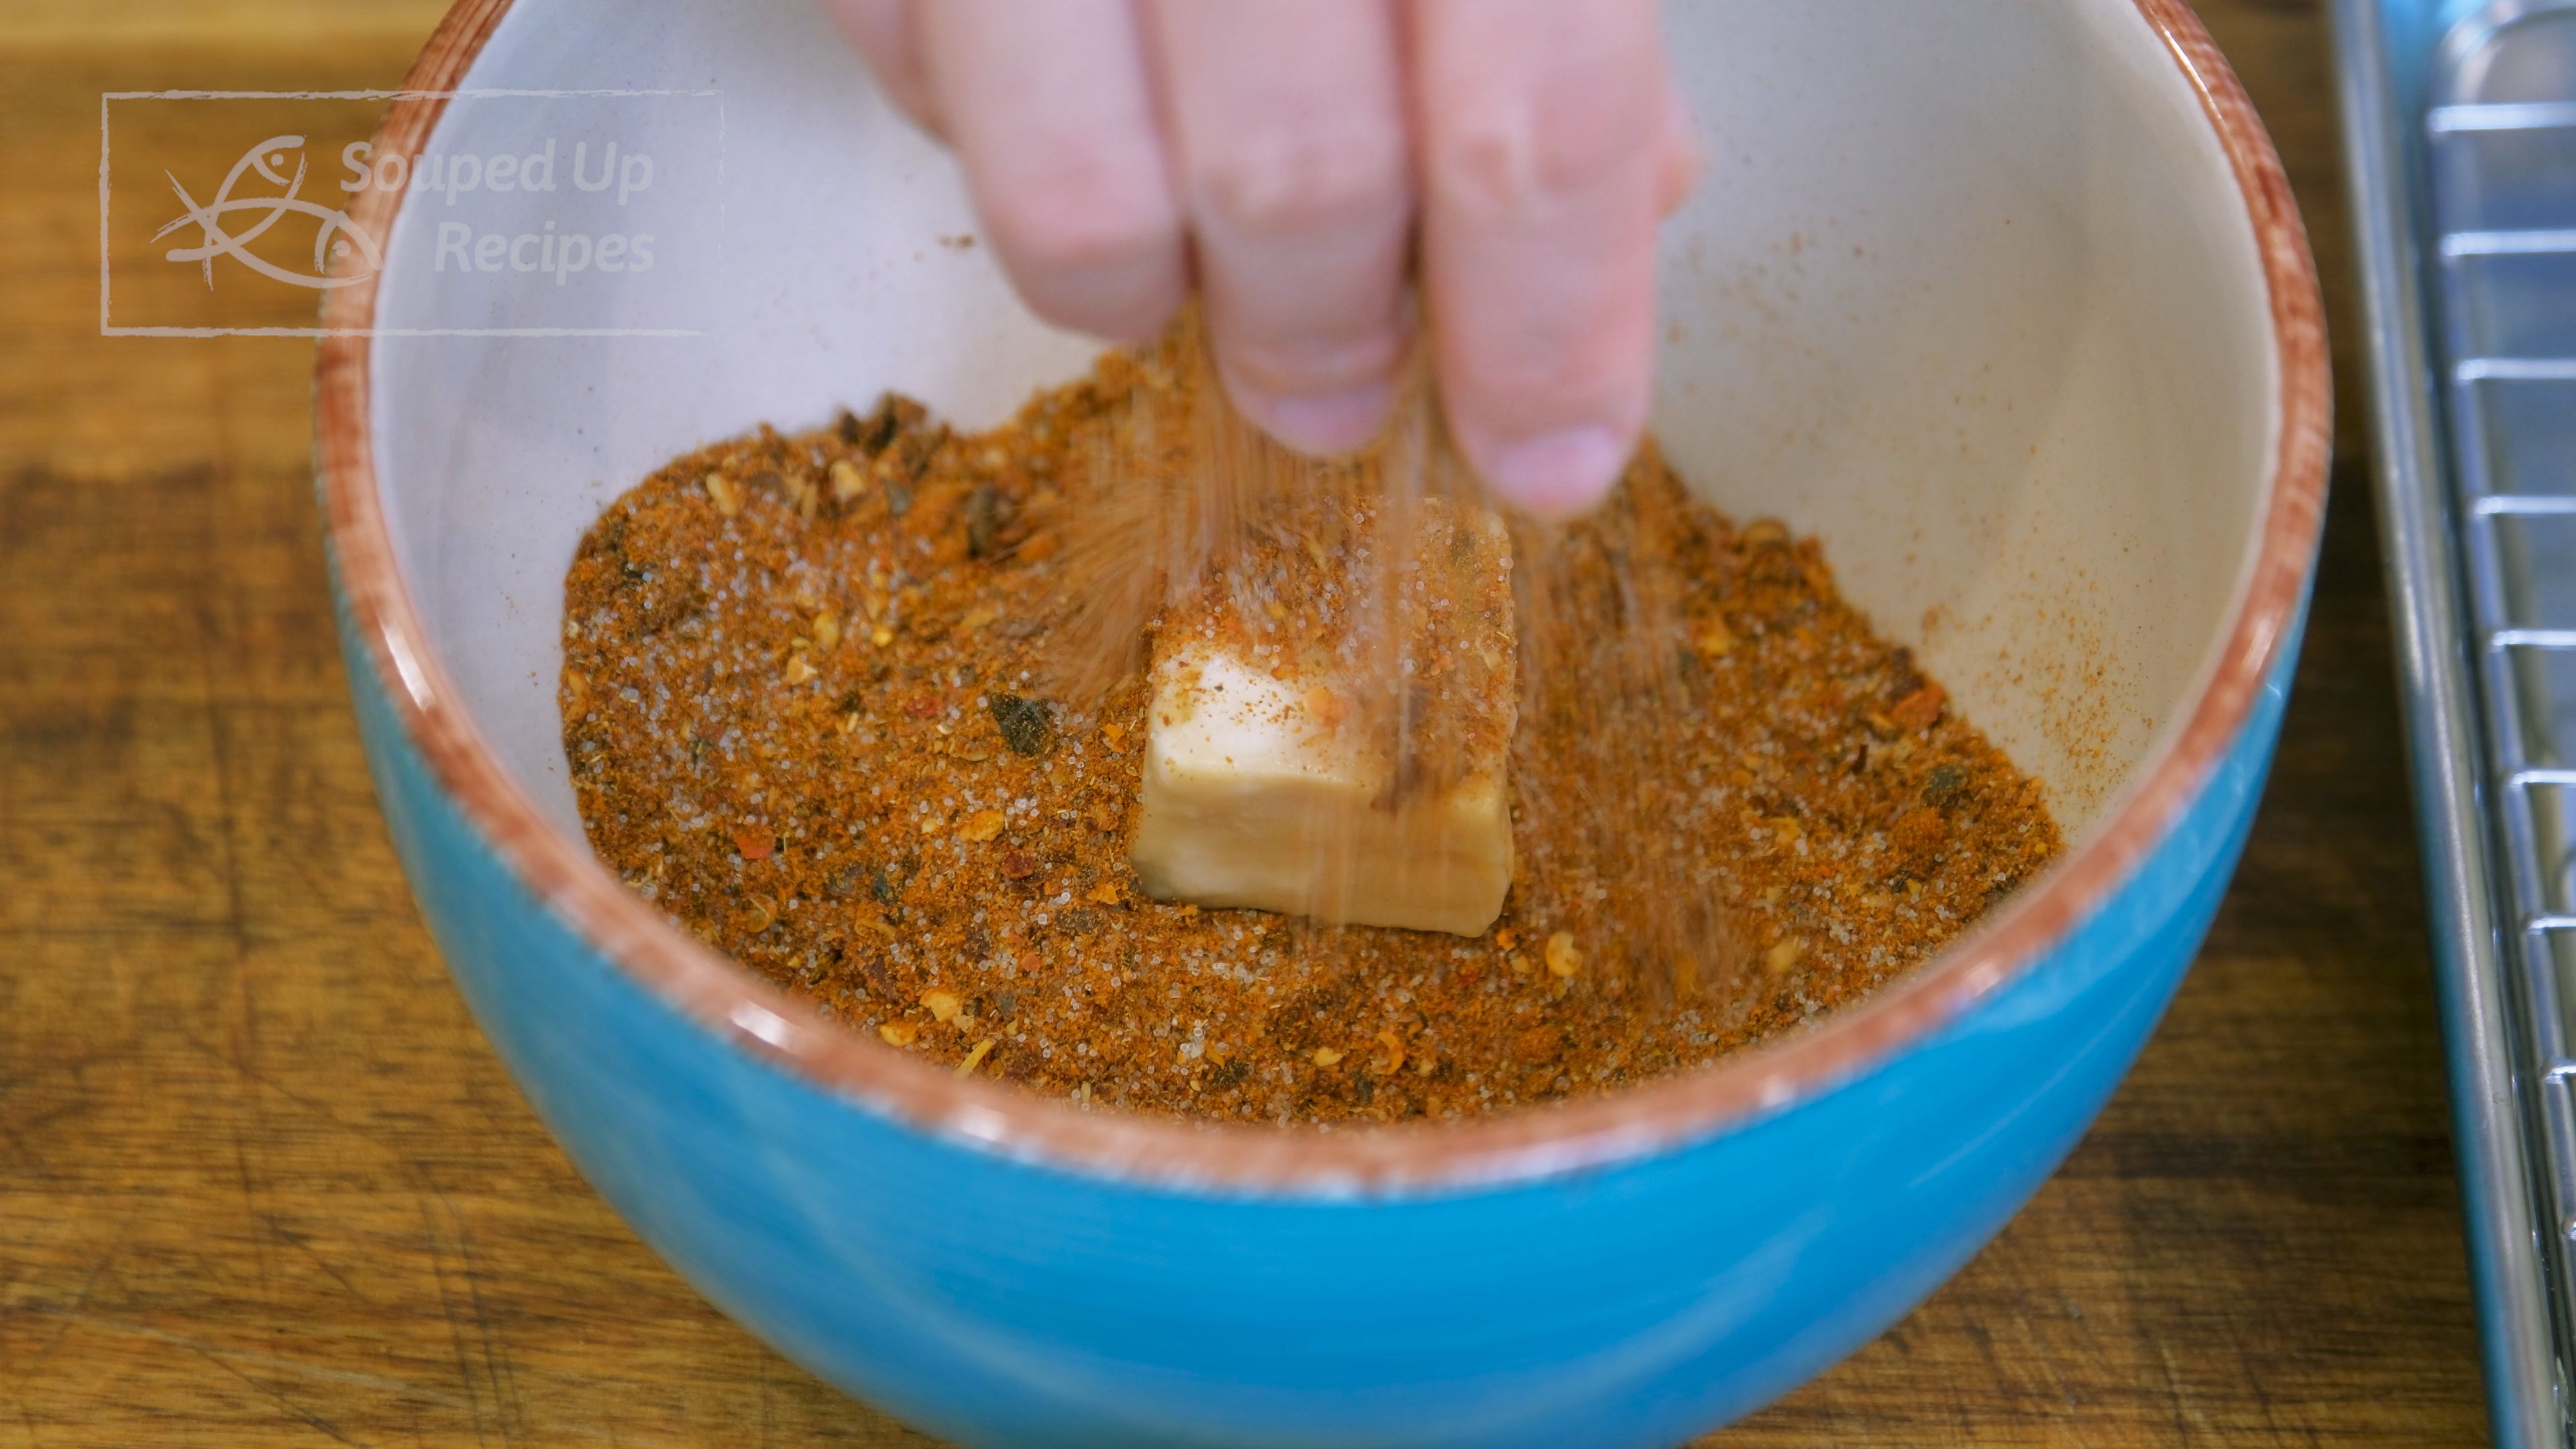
[370,0,2275,851]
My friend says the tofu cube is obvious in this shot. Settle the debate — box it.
[1128,500,1517,936]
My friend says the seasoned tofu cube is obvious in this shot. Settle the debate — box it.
[1128,500,1516,936]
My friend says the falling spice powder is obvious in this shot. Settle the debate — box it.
[557,340,2062,1127]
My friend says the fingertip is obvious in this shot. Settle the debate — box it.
[996,247,1185,344]
[824,0,943,138]
[1228,375,1397,457]
[1460,423,1631,520]
[1656,81,1703,217]
[965,142,1188,343]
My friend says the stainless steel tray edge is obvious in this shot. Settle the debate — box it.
[2332,0,2565,1440]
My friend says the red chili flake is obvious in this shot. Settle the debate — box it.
[1890,806,1947,863]
[733,828,776,861]
[904,694,943,719]
[1000,851,1037,880]
[1889,682,1947,733]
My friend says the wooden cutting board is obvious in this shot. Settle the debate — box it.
[0,3,2487,1443]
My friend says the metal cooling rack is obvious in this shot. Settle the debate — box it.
[2343,0,2576,1441]
[2436,0,2576,1413]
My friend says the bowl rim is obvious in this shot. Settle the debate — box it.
[315,0,2330,1195]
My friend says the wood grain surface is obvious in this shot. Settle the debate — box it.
[0,2,2487,1444]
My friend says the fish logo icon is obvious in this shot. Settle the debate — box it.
[155,133,383,290]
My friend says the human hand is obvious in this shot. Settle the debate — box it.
[823,0,1697,519]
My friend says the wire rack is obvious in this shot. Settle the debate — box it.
[2427,0,2576,1432]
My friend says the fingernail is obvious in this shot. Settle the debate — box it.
[1236,380,1394,457]
[1478,427,1628,519]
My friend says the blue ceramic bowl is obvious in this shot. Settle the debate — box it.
[315,0,2329,1442]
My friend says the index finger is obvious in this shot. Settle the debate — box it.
[1411,0,1674,518]
[1146,0,1414,456]
[913,0,1188,341]
[822,0,943,138]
